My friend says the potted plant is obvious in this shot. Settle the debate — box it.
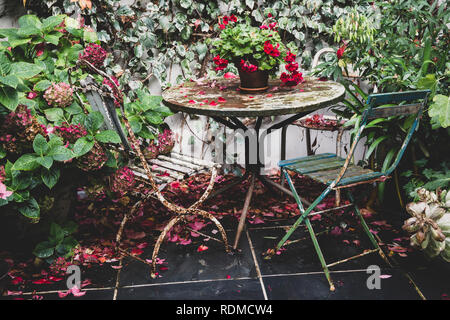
[210,15,304,92]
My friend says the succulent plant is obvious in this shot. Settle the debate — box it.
[157,129,175,155]
[109,166,136,195]
[0,105,47,154]
[43,82,74,108]
[79,43,107,68]
[403,188,450,261]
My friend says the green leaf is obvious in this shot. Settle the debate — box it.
[428,94,449,129]
[128,116,142,133]
[65,102,82,115]
[36,156,53,169]
[11,172,32,190]
[0,52,11,76]
[61,236,78,251]
[18,15,42,31]
[73,137,94,157]
[49,222,65,244]
[18,197,40,219]
[44,108,64,122]
[0,86,19,110]
[44,33,62,46]
[62,221,78,235]
[12,154,39,171]
[83,29,98,43]
[417,74,437,92]
[33,241,54,258]
[365,136,388,160]
[34,79,51,92]
[10,62,43,79]
[95,130,121,144]
[13,190,29,203]
[0,75,19,88]
[33,134,49,155]
[84,111,104,132]
[49,146,73,161]
[42,15,65,31]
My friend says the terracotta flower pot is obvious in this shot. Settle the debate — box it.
[238,68,269,93]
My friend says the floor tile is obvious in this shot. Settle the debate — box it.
[3,288,114,300]
[118,230,257,286]
[249,224,389,276]
[263,269,421,300]
[117,279,265,300]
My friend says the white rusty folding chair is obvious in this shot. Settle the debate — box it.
[76,60,231,278]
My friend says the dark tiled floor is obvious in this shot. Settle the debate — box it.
[263,269,420,300]
[118,279,265,300]
[119,229,257,286]
[9,215,445,300]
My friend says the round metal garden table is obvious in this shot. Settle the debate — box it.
[162,77,345,249]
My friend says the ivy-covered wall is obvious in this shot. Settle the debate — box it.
[0,0,369,169]
[22,0,370,95]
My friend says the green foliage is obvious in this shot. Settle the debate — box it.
[27,0,371,90]
[403,161,450,199]
[210,19,292,73]
[124,87,173,140]
[314,1,449,205]
[33,222,78,261]
[0,15,119,223]
[428,94,450,129]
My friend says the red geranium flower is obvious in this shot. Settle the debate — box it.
[281,71,303,86]
[284,51,296,63]
[285,62,299,73]
[337,44,346,59]
[240,59,258,72]
[269,22,277,30]
[213,55,229,71]
[260,25,269,30]
[263,41,280,57]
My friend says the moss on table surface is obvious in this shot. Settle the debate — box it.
[162,77,345,117]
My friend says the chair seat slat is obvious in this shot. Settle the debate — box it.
[279,153,336,167]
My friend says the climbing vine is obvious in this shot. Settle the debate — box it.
[25,0,370,96]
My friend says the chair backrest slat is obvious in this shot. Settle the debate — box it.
[333,89,430,186]
[367,103,422,120]
[81,76,130,150]
[366,90,430,107]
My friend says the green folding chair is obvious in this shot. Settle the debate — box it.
[269,90,430,291]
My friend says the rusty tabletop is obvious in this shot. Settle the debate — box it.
[162,77,345,117]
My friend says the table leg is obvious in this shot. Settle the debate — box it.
[233,174,256,249]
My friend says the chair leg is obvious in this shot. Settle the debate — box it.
[335,189,341,207]
[346,190,391,267]
[275,169,335,290]
[275,169,332,252]
[305,218,335,291]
